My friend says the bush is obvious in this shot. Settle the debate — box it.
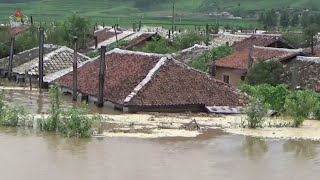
[245,98,268,129]
[40,84,102,138]
[240,84,289,113]
[142,38,177,54]
[0,90,29,127]
[284,90,318,127]
[245,60,285,86]
[173,31,206,50]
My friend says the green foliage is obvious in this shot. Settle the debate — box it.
[15,26,38,52]
[303,23,320,50]
[290,14,300,27]
[191,46,233,72]
[284,90,318,127]
[280,10,290,27]
[40,84,102,138]
[245,60,284,86]
[259,9,277,28]
[282,32,307,48]
[0,90,29,127]
[142,31,205,54]
[173,31,206,50]
[240,84,289,113]
[142,38,177,54]
[245,98,268,129]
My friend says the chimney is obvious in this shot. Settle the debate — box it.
[38,27,45,90]
[97,45,106,107]
[7,37,15,80]
[72,36,78,101]
[94,35,98,49]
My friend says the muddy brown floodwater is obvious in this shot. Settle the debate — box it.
[1,90,320,179]
[0,127,320,180]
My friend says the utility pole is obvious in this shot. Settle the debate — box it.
[38,27,44,91]
[7,37,15,80]
[171,0,175,35]
[72,36,78,101]
[97,46,106,107]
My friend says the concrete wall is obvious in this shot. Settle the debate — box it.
[214,66,246,87]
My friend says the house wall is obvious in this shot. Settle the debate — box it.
[214,66,246,87]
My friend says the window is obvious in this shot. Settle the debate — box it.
[223,75,230,84]
[241,76,245,81]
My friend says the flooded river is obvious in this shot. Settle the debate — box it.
[1,90,320,179]
[0,127,320,180]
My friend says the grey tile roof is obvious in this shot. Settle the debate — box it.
[0,44,60,71]
[13,46,90,76]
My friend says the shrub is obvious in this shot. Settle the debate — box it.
[284,90,318,127]
[142,38,177,54]
[240,84,289,113]
[245,98,268,129]
[246,60,285,86]
[173,31,206,50]
[40,84,102,137]
[0,90,29,127]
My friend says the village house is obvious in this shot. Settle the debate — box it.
[212,46,304,87]
[0,44,90,86]
[282,56,320,91]
[55,48,247,113]
[210,34,299,87]
[85,27,134,51]
[124,32,158,50]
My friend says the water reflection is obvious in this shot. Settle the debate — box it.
[283,139,319,159]
[242,136,268,159]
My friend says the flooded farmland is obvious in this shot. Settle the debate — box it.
[1,89,320,180]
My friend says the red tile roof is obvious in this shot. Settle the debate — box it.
[125,33,156,50]
[56,52,161,104]
[231,35,293,51]
[215,46,303,70]
[55,50,247,108]
[87,28,122,47]
[128,60,246,107]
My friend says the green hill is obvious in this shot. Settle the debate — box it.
[0,0,319,27]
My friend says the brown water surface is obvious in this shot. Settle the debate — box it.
[3,89,121,114]
[0,127,320,180]
[1,90,320,180]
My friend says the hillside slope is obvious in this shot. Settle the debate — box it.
[0,0,319,24]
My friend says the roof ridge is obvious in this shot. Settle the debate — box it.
[60,46,91,60]
[297,56,320,62]
[253,45,303,52]
[0,44,60,61]
[123,56,170,105]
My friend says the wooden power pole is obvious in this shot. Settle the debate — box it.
[97,45,106,107]
[72,36,78,101]
[38,27,45,91]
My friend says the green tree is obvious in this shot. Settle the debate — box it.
[290,14,300,27]
[62,13,92,49]
[245,60,284,86]
[303,23,320,55]
[284,90,318,127]
[280,10,290,27]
